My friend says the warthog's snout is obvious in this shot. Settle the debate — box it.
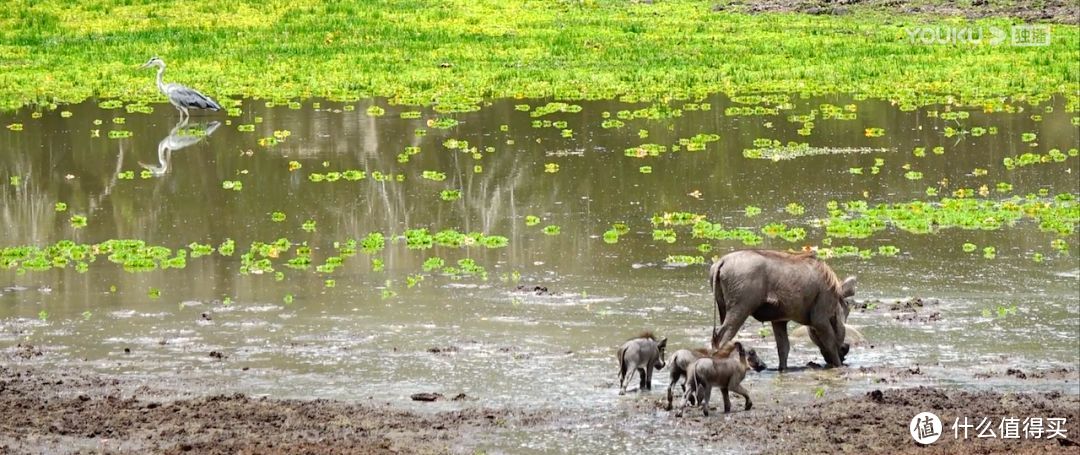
[840,343,850,361]
[655,359,667,370]
[746,349,767,372]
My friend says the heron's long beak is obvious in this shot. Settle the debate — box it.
[139,62,151,69]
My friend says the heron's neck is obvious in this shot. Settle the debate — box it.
[155,65,167,93]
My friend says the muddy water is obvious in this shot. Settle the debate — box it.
[1,94,1078,453]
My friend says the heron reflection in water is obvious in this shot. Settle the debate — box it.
[140,119,221,176]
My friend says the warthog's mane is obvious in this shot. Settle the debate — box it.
[629,330,656,341]
[691,347,713,356]
[749,249,846,301]
[714,341,745,359]
[713,341,750,369]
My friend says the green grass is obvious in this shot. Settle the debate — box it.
[0,0,1077,111]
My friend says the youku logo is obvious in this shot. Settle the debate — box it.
[906,25,1051,46]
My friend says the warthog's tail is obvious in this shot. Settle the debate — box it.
[683,367,700,405]
[617,345,628,384]
[710,258,726,349]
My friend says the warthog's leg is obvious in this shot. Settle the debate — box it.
[772,321,790,371]
[638,368,648,391]
[619,360,636,395]
[712,306,753,350]
[730,383,752,411]
[809,320,843,367]
[666,368,682,410]
[720,386,732,413]
[699,384,712,416]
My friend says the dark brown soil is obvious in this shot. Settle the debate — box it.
[3,364,1078,454]
[0,366,550,454]
[664,387,1080,453]
[710,0,1079,24]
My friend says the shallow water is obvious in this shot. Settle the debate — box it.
[1,94,1078,453]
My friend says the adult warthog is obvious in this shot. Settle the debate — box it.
[710,250,856,369]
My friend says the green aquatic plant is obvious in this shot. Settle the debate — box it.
[652,229,676,244]
[624,144,667,158]
[665,255,705,266]
[428,118,459,129]
[440,190,462,201]
[302,220,316,233]
[761,223,806,243]
[652,212,706,227]
[530,102,582,118]
[542,225,561,236]
[1002,149,1076,169]
[188,242,214,258]
[422,257,445,272]
[218,239,235,256]
[54,202,67,212]
[982,304,1017,319]
[404,229,434,250]
[361,232,385,254]
[525,215,540,227]
[877,245,900,257]
[422,170,446,181]
[69,215,87,229]
[744,206,762,217]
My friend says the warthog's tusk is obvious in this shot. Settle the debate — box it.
[789,324,866,345]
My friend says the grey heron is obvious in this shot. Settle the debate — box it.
[140,57,222,120]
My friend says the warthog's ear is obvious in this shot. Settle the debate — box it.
[841,276,857,298]
[657,337,667,348]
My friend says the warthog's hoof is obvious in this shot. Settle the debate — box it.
[745,402,753,411]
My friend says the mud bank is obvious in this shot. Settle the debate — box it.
[2,366,1077,454]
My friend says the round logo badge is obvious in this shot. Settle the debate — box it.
[910,412,943,444]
